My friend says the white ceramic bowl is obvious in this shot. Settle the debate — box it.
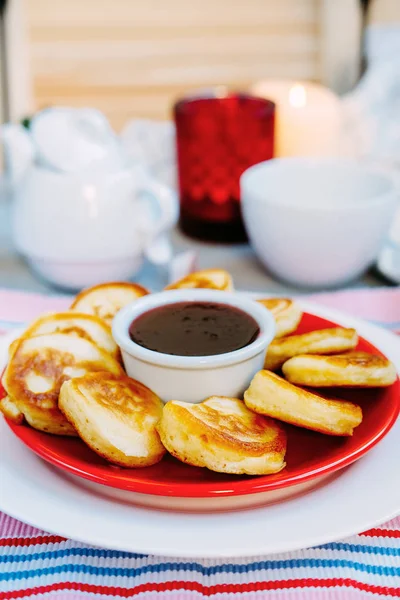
[241,158,399,288]
[112,289,275,403]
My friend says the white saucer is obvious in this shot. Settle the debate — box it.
[0,301,399,558]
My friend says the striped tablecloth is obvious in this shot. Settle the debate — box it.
[0,286,400,600]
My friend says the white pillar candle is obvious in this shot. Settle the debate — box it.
[251,80,343,158]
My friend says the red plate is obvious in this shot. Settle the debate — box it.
[2,312,399,498]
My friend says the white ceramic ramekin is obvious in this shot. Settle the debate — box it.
[112,289,275,403]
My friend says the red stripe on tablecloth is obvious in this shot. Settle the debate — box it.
[0,535,66,547]
[2,579,400,599]
[361,528,400,539]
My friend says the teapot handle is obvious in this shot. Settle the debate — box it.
[136,170,179,243]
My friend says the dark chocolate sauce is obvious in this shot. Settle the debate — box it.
[129,301,260,357]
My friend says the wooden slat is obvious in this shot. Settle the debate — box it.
[31,35,317,60]
[27,0,317,27]
[29,23,317,43]
[34,57,317,89]
[369,0,400,24]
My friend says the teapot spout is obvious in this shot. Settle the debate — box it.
[1,123,35,184]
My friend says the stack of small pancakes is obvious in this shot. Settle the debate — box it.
[1,270,397,476]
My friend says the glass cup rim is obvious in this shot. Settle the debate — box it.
[173,89,275,113]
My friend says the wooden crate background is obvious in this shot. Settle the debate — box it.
[3,0,400,129]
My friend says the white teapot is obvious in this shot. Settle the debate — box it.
[2,120,178,290]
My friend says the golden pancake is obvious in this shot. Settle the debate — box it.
[157,396,286,475]
[59,373,165,467]
[258,298,302,338]
[165,269,233,291]
[2,333,123,435]
[8,338,19,358]
[264,327,359,371]
[24,312,118,358]
[283,351,397,388]
[244,370,363,436]
[70,282,149,326]
[0,395,23,424]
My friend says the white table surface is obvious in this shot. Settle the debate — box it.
[0,200,391,296]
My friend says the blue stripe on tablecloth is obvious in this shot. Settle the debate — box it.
[2,557,400,582]
[0,548,146,563]
[367,319,400,330]
[0,320,26,331]
[1,542,399,565]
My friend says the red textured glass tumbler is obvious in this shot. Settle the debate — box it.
[174,92,275,242]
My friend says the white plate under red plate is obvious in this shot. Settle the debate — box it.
[1,304,399,511]
[0,301,399,556]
